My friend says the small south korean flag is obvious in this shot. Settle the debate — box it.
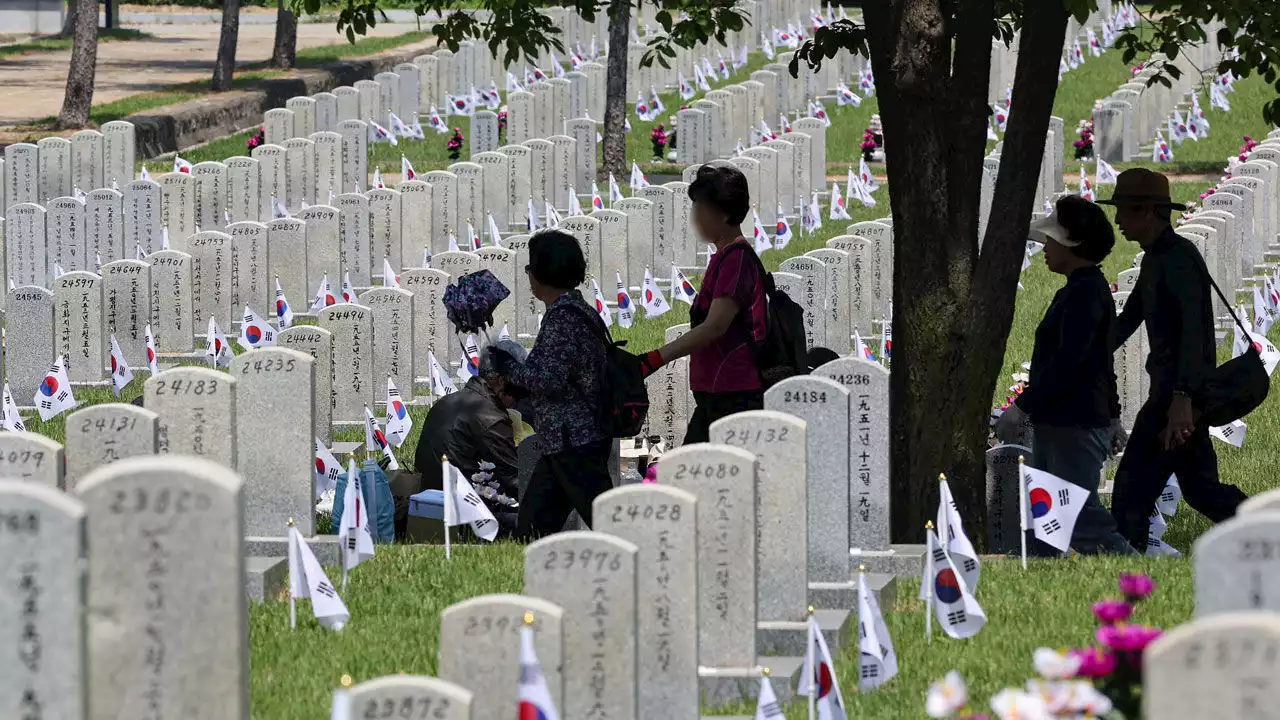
[108,333,135,397]
[288,523,349,631]
[456,334,481,381]
[920,527,986,639]
[240,306,277,348]
[641,268,671,318]
[338,458,376,577]
[35,356,77,421]
[205,316,233,367]
[274,277,294,329]
[752,674,783,720]
[2,383,26,432]
[384,377,413,447]
[615,272,635,328]
[340,272,357,303]
[314,438,342,500]
[144,324,160,375]
[856,568,897,691]
[671,266,697,305]
[591,279,613,328]
[363,405,400,471]
[443,459,500,542]
[799,612,846,720]
[1021,462,1089,552]
[427,350,457,397]
[936,476,981,592]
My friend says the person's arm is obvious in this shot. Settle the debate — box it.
[504,307,576,397]
[643,246,751,370]
[1168,254,1211,398]
[1021,285,1106,411]
[1113,286,1143,349]
[657,296,739,363]
[478,417,520,495]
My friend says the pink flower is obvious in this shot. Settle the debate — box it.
[1096,624,1163,652]
[1118,572,1154,601]
[1069,648,1117,678]
[1093,599,1133,624]
[643,464,659,483]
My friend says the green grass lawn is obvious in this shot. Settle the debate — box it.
[0,27,149,59]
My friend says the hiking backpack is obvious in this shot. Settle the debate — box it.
[572,305,651,438]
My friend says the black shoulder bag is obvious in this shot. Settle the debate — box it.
[1198,271,1270,426]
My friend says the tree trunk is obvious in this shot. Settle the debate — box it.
[866,0,1068,546]
[270,0,297,69]
[56,0,99,129]
[61,0,78,37]
[212,0,241,91]
[601,0,632,180]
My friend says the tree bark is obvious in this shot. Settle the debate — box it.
[601,0,632,180]
[56,0,99,129]
[61,0,78,37]
[270,0,298,69]
[866,0,1068,546]
[212,0,241,91]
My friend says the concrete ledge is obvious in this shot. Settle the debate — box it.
[851,543,927,579]
[246,534,340,567]
[128,40,436,160]
[809,572,897,611]
[757,608,852,657]
[699,656,803,708]
[246,555,288,604]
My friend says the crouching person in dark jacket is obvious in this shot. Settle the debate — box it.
[998,196,1136,556]
[405,340,529,539]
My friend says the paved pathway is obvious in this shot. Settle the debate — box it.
[0,20,426,127]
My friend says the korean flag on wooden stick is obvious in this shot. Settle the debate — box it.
[315,438,342,499]
[240,306,277,348]
[441,456,499,559]
[799,611,846,720]
[109,334,134,397]
[385,377,412,447]
[35,356,77,421]
[205,316,233,367]
[144,324,160,375]
[856,567,897,691]
[936,475,980,591]
[641,268,671,318]
[519,613,561,720]
[1019,459,1089,553]
[920,526,986,640]
[338,459,375,588]
[288,522,349,631]
[363,405,400,470]
[753,672,783,720]
[3,383,26,432]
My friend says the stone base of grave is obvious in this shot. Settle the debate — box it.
[245,555,288,603]
[69,380,113,389]
[329,441,364,459]
[246,534,340,567]
[808,572,897,611]
[851,544,928,578]
[698,656,804,708]
[756,608,853,656]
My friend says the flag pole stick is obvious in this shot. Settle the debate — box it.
[1018,456,1028,571]
[806,605,816,720]
[924,521,934,646]
[287,518,297,631]
[442,455,453,561]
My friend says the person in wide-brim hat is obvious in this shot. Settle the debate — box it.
[1095,167,1187,211]
[1103,167,1248,553]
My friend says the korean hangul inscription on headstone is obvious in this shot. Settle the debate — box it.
[86,188,124,263]
[188,230,234,331]
[146,249,195,353]
[46,196,87,272]
[338,193,372,286]
[318,304,375,422]
[277,326,334,443]
[144,368,237,464]
[54,271,105,382]
[228,221,270,314]
[101,259,152,367]
[6,286,55,401]
[225,157,261,225]
[64,404,159,487]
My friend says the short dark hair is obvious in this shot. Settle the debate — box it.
[689,163,750,225]
[527,230,586,289]
[1055,195,1115,263]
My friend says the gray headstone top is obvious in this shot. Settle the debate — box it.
[1194,512,1280,617]
[0,432,65,488]
[346,677,473,720]
[64,404,159,490]
[1144,612,1280,719]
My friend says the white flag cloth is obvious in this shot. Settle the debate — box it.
[615,272,635,328]
[650,86,666,115]
[1156,475,1182,516]
[848,169,877,208]
[388,111,413,138]
[798,614,847,720]
[641,268,671,317]
[487,213,503,247]
[678,71,695,100]
[443,460,500,541]
[448,234,461,252]
[629,162,649,189]
[427,106,449,133]
[1080,166,1095,201]
[527,198,541,231]
[401,154,418,181]
[427,350,458,397]
[590,279,613,328]
[109,334,134,397]
[1021,464,1090,552]
[341,272,357,303]
[315,438,342,499]
[466,220,481,251]
[240,306,277,348]
[753,676,784,720]
[1210,419,1247,448]
[936,478,981,592]
[545,201,562,228]
[362,405,400,470]
[205,316,233,367]
[608,174,624,205]
[381,258,400,289]
[635,91,653,121]
[1254,285,1275,335]
[804,192,823,234]
[920,529,987,639]
[572,187,586,216]
[829,182,852,220]
[854,330,875,361]
[859,156,880,191]
[2,383,25,432]
[774,205,793,250]
[138,166,152,182]
[311,274,336,312]
[338,459,376,572]
[385,377,413,447]
[519,624,561,720]
[368,121,399,145]
[422,246,433,267]
[144,324,160,375]
[672,266,697,305]
[499,324,511,341]
[173,156,193,174]
[856,570,898,690]
[457,334,481,380]
[272,196,291,219]
[275,277,294,328]
[1235,324,1280,376]
[288,525,349,631]
[752,210,771,255]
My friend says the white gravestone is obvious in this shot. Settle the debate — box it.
[101,259,152,368]
[54,271,106,382]
[86,188,125,263]
[145,368,237,466]
[146,250,195,353]
[318,303,376,422]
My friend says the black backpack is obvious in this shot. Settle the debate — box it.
[570,305,651,438]
[709,242,809,388]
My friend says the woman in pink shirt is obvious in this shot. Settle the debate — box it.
[638,164,768,443]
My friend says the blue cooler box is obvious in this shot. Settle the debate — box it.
[406,489,445,544]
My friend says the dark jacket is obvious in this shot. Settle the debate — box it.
[413,376,518,496]
[1114,226,1217,401]
[1016,265,1120,427]
[503,290,606,454]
